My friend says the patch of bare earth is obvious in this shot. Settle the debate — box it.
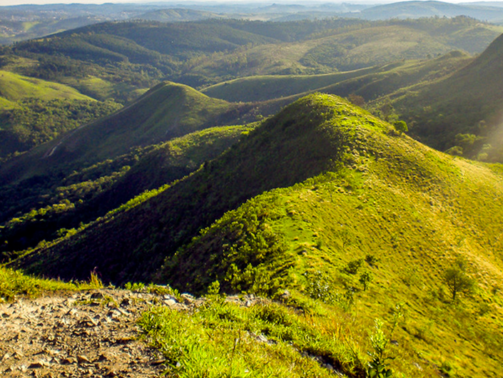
[0,288,190,378]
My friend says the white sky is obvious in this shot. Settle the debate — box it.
[1,0,502,5]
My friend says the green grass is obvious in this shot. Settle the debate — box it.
[140,297,368,377]
[0,81,259,185]
[9,93,503,376]
[201,51,472,104]
[0,267,103,302]
[0,70,93,106]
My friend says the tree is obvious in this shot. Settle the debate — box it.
[443,257,476,301]
[393,120,408,135]
[348,93,365,108]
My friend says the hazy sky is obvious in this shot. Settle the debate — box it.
[1,0,502,5]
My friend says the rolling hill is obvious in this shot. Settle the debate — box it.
[2,16,500,95]
[0,124,254,254]
[388,32,503,160]
[0,69,122,157]
[0,81,260,186]
[0,69,92,107]
[137,9,221,23]
[187,17,502,81]
[202,51,472,103]
[358,0,503,22]
[10,93,503,377]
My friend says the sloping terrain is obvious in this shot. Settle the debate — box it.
[0,70,92,107]
[137,8,221,22]
[11,93,503,377]
[0,69,123,157]
[3,17,501,94]
[0,124,254,254]
[202,51,472,103]
[0,82,259,186]
[389,33,503,160]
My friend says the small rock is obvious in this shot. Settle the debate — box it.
[280,290,290,300]
[180,293,195,304]
[62,357,76,364]
[77,355,91,364]
[90,292,104,299]
[120,298,131,307]
[29,360,50,369]
[164,299,177,306]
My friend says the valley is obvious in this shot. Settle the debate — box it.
[1,2,503,377]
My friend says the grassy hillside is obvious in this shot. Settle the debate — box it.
[202,67,379,102]
[0,69,122,157]
[0,81,262,185]
[0,69,92,105]
[388,33,503,161]
[0,124,254,255]
[11,93,503,377]
[202,51,472,103]
[2,16,500,95]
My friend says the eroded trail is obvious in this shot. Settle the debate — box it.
[0,288,186,378]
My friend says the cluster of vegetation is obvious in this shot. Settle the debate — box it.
[0,125,253,259]
[0,268,103,303]
[8,94,502,376]
[0,98,122,157]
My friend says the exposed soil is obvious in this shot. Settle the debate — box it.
[0,288,192,378]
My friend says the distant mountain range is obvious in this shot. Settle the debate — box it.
[2,1,503,45]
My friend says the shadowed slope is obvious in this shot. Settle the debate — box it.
[391,33,503,156]
[13,94,362,282]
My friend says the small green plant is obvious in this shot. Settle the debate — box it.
[393,121,408,135]
[344,259,364,275]
[365,254,380,267]
[304,271,336,304]
[89,271,103,289]
[124,282,145,291]
[367,304,404,378]
[207,280,220,295]
[359,271,373,291]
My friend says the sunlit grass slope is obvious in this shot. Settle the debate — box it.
[15,93,503,377]
[159,97,503,377]
[0,81,259,185]
[0,69,93,108]
[202,51,472,103]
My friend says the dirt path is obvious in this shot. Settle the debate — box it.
[0,288,188,378]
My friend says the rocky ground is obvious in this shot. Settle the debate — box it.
[0,288,199,378]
